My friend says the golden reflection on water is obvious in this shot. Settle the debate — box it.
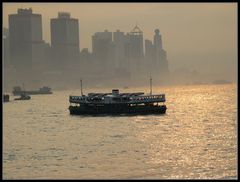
[3,84,237,179]
[134,84,237,179]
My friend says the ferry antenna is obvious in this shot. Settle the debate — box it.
[23,83,25,91]
[80,79,83,96]
[22,82,26,94]
[150,75,152,95]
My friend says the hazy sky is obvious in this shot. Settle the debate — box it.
[3,3,237,80]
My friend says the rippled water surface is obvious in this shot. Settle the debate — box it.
[3,84,237,179]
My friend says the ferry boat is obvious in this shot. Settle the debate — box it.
[13,86,52,96]
[14,93,31,100]
[69,79,166,115]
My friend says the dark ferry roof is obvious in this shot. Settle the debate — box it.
[88,93,111,97]
[119,92,144,97]
[88,92,144,97]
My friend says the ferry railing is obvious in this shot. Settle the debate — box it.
[70,96,104,104]
[129,94,165,103]
[69,96,87,103]
[70,94,165,104]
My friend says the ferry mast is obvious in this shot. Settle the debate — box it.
[80,79,83,96]
[150,76,152,95]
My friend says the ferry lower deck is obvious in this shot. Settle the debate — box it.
[69,103,167,115]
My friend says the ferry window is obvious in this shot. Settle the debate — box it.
[113,98,121,101]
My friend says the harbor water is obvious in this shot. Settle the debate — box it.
[3,84,237,179]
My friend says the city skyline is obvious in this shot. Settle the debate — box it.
[3,6,170,90]
[3,3,237,81]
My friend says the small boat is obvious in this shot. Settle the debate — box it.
[14,93,31,100]
[13,86,53,96]
[4,94,10,102]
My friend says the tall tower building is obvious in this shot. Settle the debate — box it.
[3,27,16,91]
[9,8,45,84]
[153,29,162,50]
[153,29,169,77]
[145,39,156,71]
[51,12,80,72]
[128,25,144,76]
[113,30,131,70]
[3,28,10,67]
[112,30,131,79]
[92,30,115,75]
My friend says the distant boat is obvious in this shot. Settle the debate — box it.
[14,93,31,100]
[13,86,53,96]
[212,80,231,85]
[192,81,203,85]
[4,94,10,102]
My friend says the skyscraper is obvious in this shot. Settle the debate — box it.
[112,30,131,79]
[153,29,169,76]
[3,28,10,67]
[113,30,130,69]
[3,27,16,91]
[153,29,162,50]
[50,12,80,72]
[8,8,45,84]
[92,30,115,75]
[145,39,156,71]
[128,25,144,76]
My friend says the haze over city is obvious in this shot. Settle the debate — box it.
[3,3,237,91]
[3,3,237,180]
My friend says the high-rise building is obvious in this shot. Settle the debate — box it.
[3,28,10,67]
[144,29,169,80]
[80,48,91,64]
[128,25,144,76]
[153,29,169,76]
[79,48,93,72]
[3,27,16,91]
[113,30,126,69]
[153,29,162,50]
[51,12,80,72]
[145,39,156,71]
[92,30,115,75]
[112,30,131,79]
[8,8,45,84]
